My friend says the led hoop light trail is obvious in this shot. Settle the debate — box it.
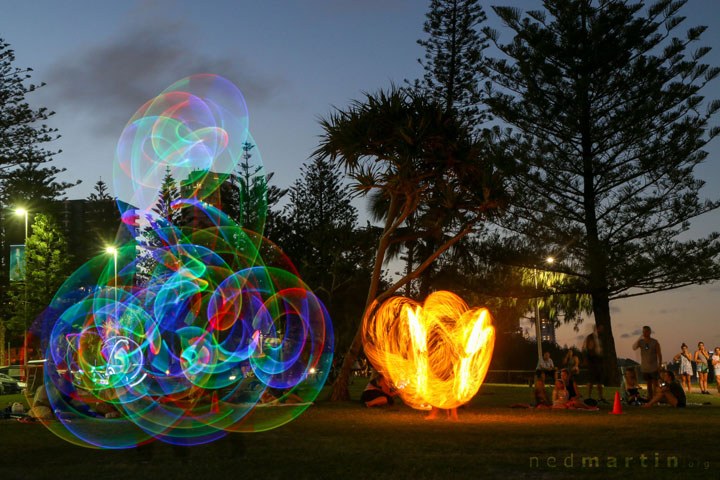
[26,75,334,449]
[362,291,494,410]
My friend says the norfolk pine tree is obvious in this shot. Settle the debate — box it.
[484,0,720,384]
[1,39,73,362]
[415,0,489,123]
[409,0,490,297]
[7,214,71,334]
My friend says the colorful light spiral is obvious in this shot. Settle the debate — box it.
[362,291,494,410]
[25,75,333,448]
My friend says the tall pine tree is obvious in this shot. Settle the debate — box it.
[409,0,490,297]
[7,214,71,334]
[1,39,75,363]
[484,0,720,384]
[415,0,489,123]
[280,158,370,353]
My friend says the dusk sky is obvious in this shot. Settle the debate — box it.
[2,0,719,360]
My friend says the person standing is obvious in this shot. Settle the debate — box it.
[583,325,607,403]
[673,343,694,393]
[632,326,662,400]
[712,347,720,395]
[694,342,710,394]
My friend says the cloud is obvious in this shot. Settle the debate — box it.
[620,333,630,338]
[631,329,642,335]
[41,13,284,135]
[610,306,621,314]
[657,308,678,315]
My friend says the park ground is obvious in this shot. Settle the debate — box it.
[1,383,719,480]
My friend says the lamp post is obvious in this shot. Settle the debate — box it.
[106,247,118,318]
[534,256,555,362]
[15,209,29,366]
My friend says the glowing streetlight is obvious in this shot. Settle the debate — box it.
[15,208,29,367]
[106,247,118,319]
[534,256,555,362]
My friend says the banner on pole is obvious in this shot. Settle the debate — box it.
[9,244,25,282]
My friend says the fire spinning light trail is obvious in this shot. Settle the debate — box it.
[362,291,494,410]
[25,75,333,448]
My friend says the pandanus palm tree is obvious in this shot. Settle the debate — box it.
[314,86,506,401]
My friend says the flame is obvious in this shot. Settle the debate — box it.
[363,291,495,410]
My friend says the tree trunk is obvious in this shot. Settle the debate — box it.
[328,219,473,401]
[329,326,364,401]
[592,291,621,386]
[328,196,403,401]
[576,6,620,387]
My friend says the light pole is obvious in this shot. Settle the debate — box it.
[534,256,555,362]
[106,247,118,319]
[15,209,29,366]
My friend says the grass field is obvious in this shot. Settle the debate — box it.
[1,383,719,480]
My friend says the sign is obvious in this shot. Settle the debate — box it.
[9,244,25,282]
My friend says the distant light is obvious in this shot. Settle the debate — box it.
[106,247,117,254]
[546,256,554,264]
[15,208,27,216]
[229,375,237,381]
[309,368,317,374]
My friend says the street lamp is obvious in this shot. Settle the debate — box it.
[534,256,555,362]
[106,247,118,320]
[15,209,29,367]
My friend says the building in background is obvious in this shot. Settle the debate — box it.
[539,309,556,344]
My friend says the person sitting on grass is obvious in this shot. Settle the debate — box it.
[622,367,646,405]
[560,368,599,410]
[508,374,551,409]
[643,370,686,408]
[552,379,570,409]
[360,372,399,408]
[533,375,552,408]
[562,350,580,376]
[261,387,305,404]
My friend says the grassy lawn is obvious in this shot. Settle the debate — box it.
[1,383,719,479]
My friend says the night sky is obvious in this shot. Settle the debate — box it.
[2,0,719,360]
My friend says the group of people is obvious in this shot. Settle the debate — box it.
[536,324,719,410]
[633,326,720,399]
[672,342,720,395]
[534,326,609,404]
[527,368,599,410]
[360,324,718,414]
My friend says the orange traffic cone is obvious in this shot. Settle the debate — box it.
[608,391,624,415]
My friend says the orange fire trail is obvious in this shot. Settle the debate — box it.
[362,291,495,410]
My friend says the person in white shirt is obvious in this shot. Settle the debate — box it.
[536,351,556,382]
[712,347,720,395]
